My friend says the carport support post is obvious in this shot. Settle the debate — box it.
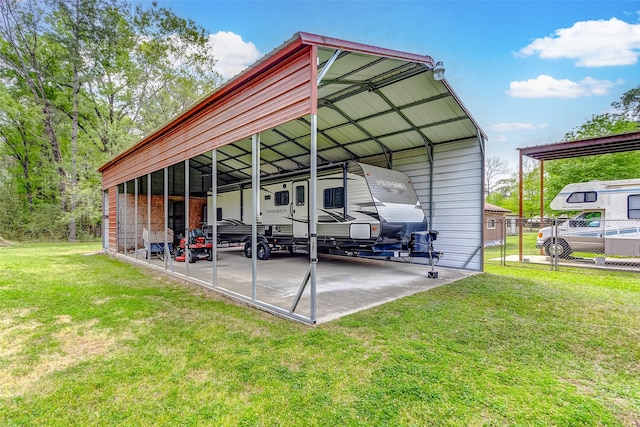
[134,178,138,260]
[539,160,545,256]
[251,133,260,300]
[309,114,318,322]
[147,173,151,265]
[185,159,190,278]
[123,181,127,255]
[164,167,169,271]
[518,152,523,262]
[212,149,217,287]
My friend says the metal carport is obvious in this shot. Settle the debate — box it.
[99,32,486,323]
[517,130,640,261]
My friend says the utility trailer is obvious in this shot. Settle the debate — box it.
[142,227,174,260]
[208,162,441,272]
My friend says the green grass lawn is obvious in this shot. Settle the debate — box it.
[1,242,639,426]
[484,231,540,260]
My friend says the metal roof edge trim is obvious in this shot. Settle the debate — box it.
[298,32,435,65]
[517,130,640,160]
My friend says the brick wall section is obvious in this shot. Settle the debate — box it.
[117,194,207,251]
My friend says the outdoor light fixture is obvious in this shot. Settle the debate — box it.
[432,61,445,81]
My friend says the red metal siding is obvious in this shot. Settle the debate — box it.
[102,46,314,189]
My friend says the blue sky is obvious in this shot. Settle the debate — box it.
[148,0,640,170]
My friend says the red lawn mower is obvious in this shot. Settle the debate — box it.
[174,228,213,263]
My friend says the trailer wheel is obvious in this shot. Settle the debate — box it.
[244,241,271,260]
[544,238,571,258]
[188,249,197,263]
[257,241,270,260]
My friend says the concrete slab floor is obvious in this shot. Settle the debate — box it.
[123,247,478,324]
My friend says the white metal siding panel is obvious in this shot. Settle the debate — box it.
[432,139,483,270]
[393,148,432,219]
[393,140,483,270]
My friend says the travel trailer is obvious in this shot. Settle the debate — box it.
[207,162,441,263]
[536,178,640,257]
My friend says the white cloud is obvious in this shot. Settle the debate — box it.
[490,122,537,132]
[506,75,618,99]
[518,17,640,67]
[207,31,262,79]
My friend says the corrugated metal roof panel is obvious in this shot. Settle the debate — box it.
[332,93,389,120]
[321,53,384,81]
[316,107,349,128]
[358,111,409,136]
[322,123,369,144]
[345,141,383,158]
[319,147,350,162]
[379,73,443,105]
[272,158,303,171]
[379,132,423,151]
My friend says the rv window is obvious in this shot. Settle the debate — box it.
[275,191,289,206]
[567,191,597,203]
[629,195,640,219]
[324,187,344,209]
[296,185,305,206]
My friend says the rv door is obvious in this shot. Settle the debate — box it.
[292,181,308,238]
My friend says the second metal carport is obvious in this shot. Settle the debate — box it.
[100,32,487,323]
[517,130,640,261]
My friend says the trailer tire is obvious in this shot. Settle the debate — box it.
[257,241,270,260]
[188,249,197,263]
[244,241,271,260]
[544,238,571,258]
[207,249,213,261]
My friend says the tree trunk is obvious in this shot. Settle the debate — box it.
[69,63,79,242]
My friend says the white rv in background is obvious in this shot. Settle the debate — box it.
[207,162,440,262]
[536,178,640,257]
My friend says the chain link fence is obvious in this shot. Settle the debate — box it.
[484,217,640,271]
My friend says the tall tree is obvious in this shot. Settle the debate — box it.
[562,113,638,141]
[611,83,640,121]
[48,0,106,240]
[0,0,221,240]
[0,0,68,204]
[485,156,510,198]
